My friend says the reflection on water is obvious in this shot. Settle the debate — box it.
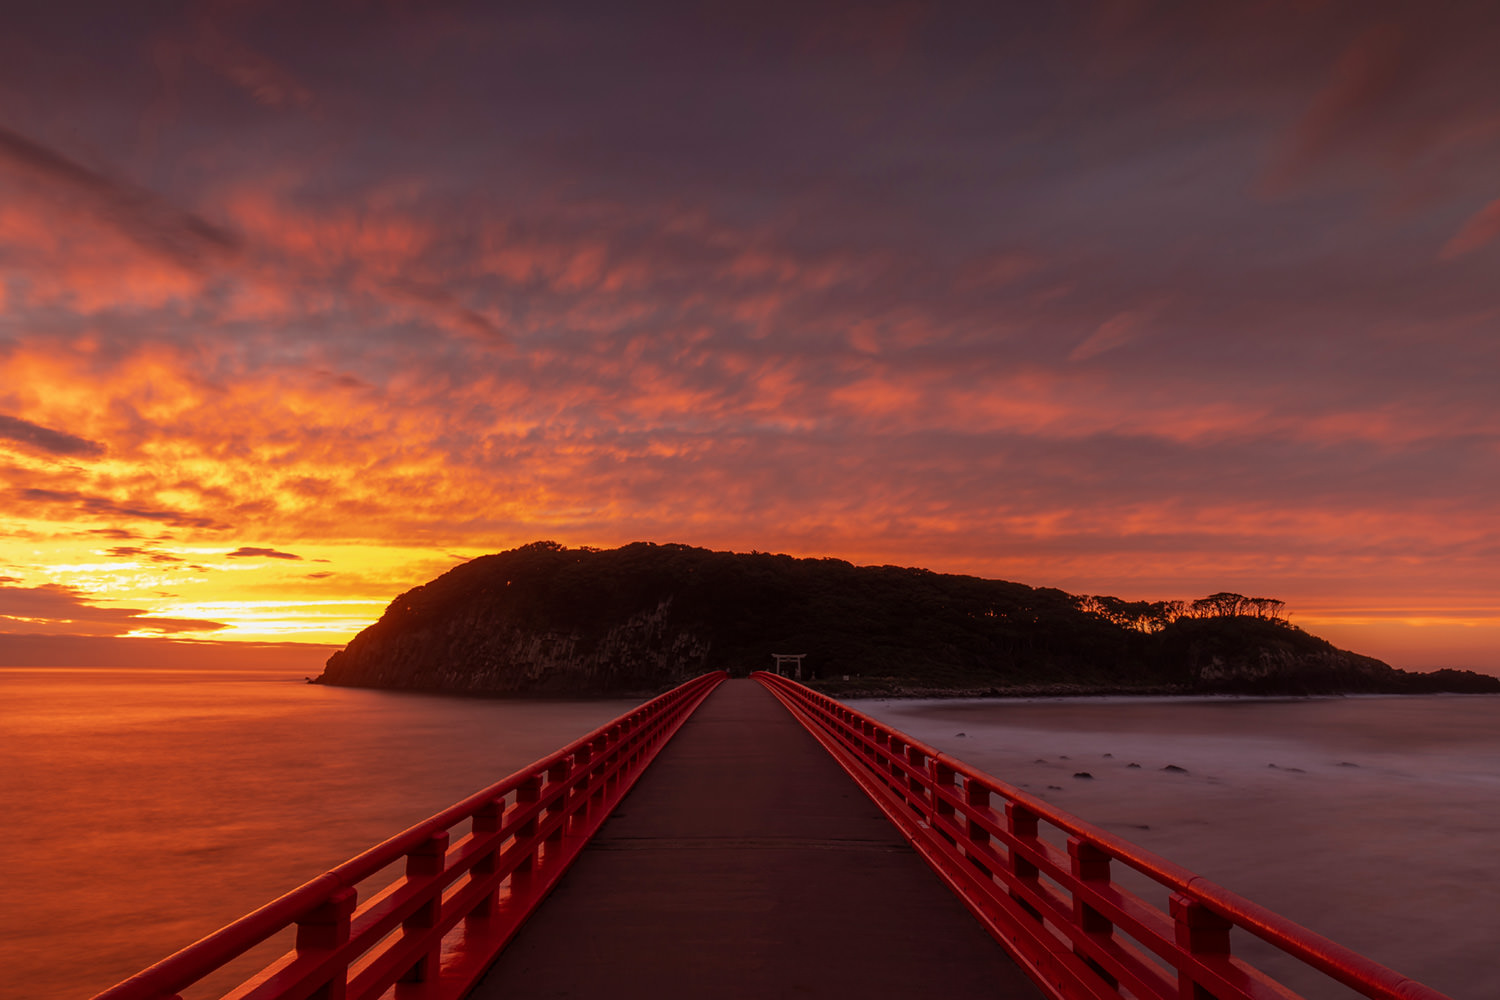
[858,694,1500,1000]
[0,667,638,1000]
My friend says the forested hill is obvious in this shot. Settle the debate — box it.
[315,541,1499,697]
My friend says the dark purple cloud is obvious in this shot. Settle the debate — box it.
[0,124,241,268]
[104,545,185,563]
[0,414,105,457]
[15,489,228,530]
[85,528,145,540]
[0,582,225,635]
[225,546,302,560]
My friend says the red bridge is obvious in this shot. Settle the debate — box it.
[94,673,1452,1000]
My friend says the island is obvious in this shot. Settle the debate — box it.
[314,541,1499,697]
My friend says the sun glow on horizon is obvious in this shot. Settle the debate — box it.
[0,525,489,649]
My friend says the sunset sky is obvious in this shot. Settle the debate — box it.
[2,1,1498,672]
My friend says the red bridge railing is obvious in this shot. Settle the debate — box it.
[754,671,1452,1000]
[93,670,727,1000]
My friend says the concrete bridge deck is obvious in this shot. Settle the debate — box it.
[467,678,1044,999]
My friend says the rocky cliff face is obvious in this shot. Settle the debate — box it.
[1159,616,1403,694]
[321,594,714,695]
[1193,647,1395,693]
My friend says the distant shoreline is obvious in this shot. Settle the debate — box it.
[838,687,1500,705]
[804,677,1500,700]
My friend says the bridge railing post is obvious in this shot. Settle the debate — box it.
[294,886,357,1000]
[930,761,954,839]
[590,735,610,810]
[605,725,623,792]
[571,745,594,827]
[619,717,637,769]
[546,759,571,848]
[963,779,992,878]
[514,779,541,879]
[400,830,450,983]
[469,795,506,918]
[905,745,929,817]
[1068,836,1118,988]
[1005,802,1043,920]
[1171,893,1232,1000]
[887,735,905,788]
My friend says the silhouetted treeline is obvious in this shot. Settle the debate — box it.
[317,542,1499,697]
[1074,592,1287,633]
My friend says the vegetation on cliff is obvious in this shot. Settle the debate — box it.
[316,541,1499,697]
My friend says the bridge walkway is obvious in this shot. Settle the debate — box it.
[466,678,1045,999]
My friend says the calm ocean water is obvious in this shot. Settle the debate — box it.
[2,669,1493,1000]
[0,666,638,1000]
[858,694,1500,1000]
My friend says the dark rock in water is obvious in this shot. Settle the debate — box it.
[1034,759,1049,764]
[1268,763,1306,773]
[1126,762,1141,768]
[1102,753,1113,758]
[312,540,1500,697]
[954,732,966,738]
[1059,754,1071,759]
[1163,764,1189,773]
[1338,761,1360,768]
[1047,784,1063,790]
[1073,772,1094,779]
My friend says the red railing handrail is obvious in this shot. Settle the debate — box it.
[754,671,1453,1000]
[93,670,728,1000]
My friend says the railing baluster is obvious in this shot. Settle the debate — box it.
[604,726,622,793]
[514,779,541,880]
[1172,893,1232,1000]
[400,830,450,983]
[905,745,928,817]
[469,795,505,918]
[964,778,992,878]
[1005,801,1043,921]
[294,887,357,1000]
[572,744,593,826]
[933,760,957,845]
[1069,836,1118,988]
[546,758,571,848]
[591,735,610,809]
[887,735,906,788]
